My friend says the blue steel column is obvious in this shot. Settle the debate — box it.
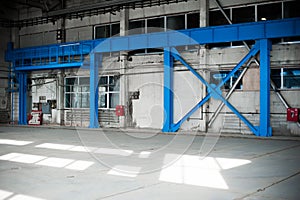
[18,72,27,125]
[162,47,174,132]
[259,39,272,137]
[89,52,100,128]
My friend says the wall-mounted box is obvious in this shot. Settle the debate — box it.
[116,105,125,117]
[287,108,299,122]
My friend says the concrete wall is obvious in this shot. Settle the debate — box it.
[0,27,12,123]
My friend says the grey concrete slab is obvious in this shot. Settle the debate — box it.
[0,126,299,200]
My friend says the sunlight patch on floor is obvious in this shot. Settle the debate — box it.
[0,139,33,146]
[0,153,94,171]
[159,154,251,189]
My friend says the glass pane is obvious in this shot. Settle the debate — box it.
[283,69,300,89]
[232,6,255,23]
[99,76,108,85]
[284,1,300,18]
[210,71,242,90]
[95,25,110,39]
[187,13,199,29]
[99,86,108,93]
[70,93,79,108]
[99,93,107,108]
[147,17,165,33]
[65,93,71,108]
[66,86,71,92]
[81,86,90,92]
[109,93,119,108]
[258,3,282,21]
[209,9,230,26]
[271,69,281,88]
[111,23,120,37]
[73,86,79,92]
[80,77,89,85]
[129,20,145,35]
[80,93,90,108]
[167,15,185,30]
[66,78,76,85]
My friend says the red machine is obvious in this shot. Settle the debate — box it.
[28,110,43,125]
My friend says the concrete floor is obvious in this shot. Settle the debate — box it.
[0,126,299,200]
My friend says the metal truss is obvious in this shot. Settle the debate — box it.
[162,41,272,136]
[5,17,300,136]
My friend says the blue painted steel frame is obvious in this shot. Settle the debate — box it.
[259,39,272,137]
[6,18,300,70]
[18,72,27,125]
[89,52,100,128]
[163,43,263,135]
[5,18,300,135]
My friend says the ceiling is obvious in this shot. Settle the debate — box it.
[0,0,189,28]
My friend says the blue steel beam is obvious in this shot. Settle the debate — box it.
[6,18,300,71]
[162,47,174,132]
[259,39,272,137]
[89,52,100,128]
[18,72,27,125]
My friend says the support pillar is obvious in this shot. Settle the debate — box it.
[89,52,100,128]
[119,55,128,128]
[57,15,65,126]
[259,39,272,137]
[200,0,209,28]
[199,0,209,131]
[57,71,64,125]
[119,8,129,128]
[163,48,174,132]
[18,72,27,125]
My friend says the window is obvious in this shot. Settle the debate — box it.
[284,1,300,18]
[65,77,90,108]
[99,76,120,109]
[210,70,243,90]
[209,9,230,26]
[187,13,199,29]
[94,23,120,39]
[258,3,282,21]
[129,20,145,35]
[167,14,185,30]
[65,76,120,109]
[271,68,300,89]
[209,9,231,48]
[232,6,255,24]
[283,1,300,42]
[147,17,165,33]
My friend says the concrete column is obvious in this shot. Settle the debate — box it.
[57,71,64,125]
[200,0,209,28]
[57,17,65,125]
[198,0,209,132]
[120,8,129,37]
[119,8,129,127]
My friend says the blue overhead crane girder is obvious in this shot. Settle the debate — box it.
[6,18,300,71]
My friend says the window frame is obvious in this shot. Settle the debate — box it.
[64,75,120,109]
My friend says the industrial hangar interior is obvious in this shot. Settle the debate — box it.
[0,0,300,199]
